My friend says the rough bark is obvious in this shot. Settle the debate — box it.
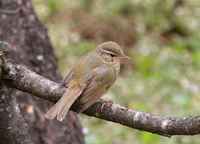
[0,0,84,143]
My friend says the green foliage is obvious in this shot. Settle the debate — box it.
[172,36,187,53]
[44,0,62,12]
[140,132,159,144]
[134,55,156,77]
[107,0,135,15]
[171,93,192,110]
[86,134,109,144]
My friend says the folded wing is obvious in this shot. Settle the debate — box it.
[77,65,116,113]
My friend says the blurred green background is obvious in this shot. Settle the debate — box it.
[32,0,200,143]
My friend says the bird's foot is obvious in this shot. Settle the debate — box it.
[100,98,112,112]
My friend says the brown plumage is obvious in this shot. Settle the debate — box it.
[45,41,129,121]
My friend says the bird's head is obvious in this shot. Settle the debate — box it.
[96,41,130,64]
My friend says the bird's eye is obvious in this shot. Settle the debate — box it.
[110,53,115,57]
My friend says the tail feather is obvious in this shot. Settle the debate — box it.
[45,103,60,120]
[45,90,70,120]
[45,82,86,121]
[57,88,83,121]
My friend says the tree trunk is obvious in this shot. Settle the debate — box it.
[0,0,84,143]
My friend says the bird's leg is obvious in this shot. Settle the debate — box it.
[100,98,113,112]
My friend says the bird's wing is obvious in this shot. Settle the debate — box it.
[62,68,74,86]
[77,65,117,113]
[45,79,86,121]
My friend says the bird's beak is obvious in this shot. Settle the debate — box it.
[117,53,131,64]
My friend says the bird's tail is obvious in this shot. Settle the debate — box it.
[45,81,86,121]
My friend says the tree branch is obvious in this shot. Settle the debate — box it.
[0,43,34,144]
[1,47,200,137]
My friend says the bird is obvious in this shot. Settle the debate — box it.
[45,41,130,121]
